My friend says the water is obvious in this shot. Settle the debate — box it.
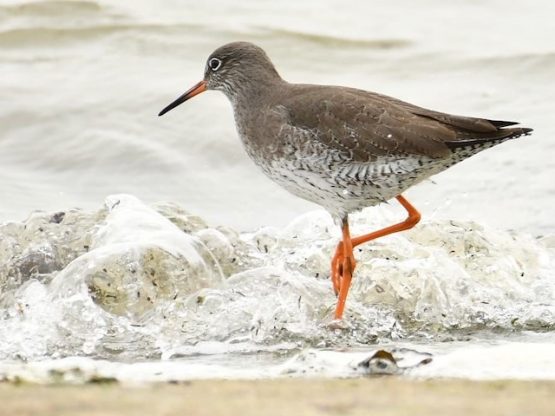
[0,195,554,381]
[1,0,554,232]
[0,0,555,382]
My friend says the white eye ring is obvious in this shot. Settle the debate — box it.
[208,57,222,71]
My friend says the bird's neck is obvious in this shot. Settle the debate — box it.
[226,76,286,109]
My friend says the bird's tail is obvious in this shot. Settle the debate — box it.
[445,123,533,151]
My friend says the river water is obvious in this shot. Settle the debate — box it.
[0,0,554,382]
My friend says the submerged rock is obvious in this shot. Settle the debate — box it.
[0,208,106,293]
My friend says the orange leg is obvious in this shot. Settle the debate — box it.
[330,241,343,295]
[332,194,421,320]
[334,219,356,320]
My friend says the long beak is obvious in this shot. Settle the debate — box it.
[158,80,207,116]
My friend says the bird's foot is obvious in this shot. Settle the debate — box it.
[326,318,353,330]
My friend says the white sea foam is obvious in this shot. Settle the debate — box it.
[2,335,555,383]
[0,195,554,381]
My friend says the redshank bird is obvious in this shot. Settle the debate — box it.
[159,42,532,320]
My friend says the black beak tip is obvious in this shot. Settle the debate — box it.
[158,101,175,117]
[157,99,182,117]
[158,105,173,117]
[157,80,206,118]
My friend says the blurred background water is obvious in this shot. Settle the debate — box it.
[0,0,553,233]
[0,0,555,382]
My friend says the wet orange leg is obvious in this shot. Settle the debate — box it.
[331,194,422,320]
[334,219,356,319]
[330,242,343,295]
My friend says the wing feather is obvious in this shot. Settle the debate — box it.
[278,85,528,161]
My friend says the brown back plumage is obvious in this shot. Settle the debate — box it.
[277,84,532,161]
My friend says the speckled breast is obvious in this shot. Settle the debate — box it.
[236,120,444,218]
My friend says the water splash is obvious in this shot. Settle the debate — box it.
[0,195,554,363]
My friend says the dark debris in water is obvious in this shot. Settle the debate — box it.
[87,375,118,384]
[357,349,432,376]
[49,212,65,224]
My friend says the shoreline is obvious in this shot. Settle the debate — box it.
[1,378,554,416]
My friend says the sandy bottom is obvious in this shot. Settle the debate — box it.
[1,378,554,416]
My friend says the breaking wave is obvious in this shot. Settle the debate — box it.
[1,195,553,362]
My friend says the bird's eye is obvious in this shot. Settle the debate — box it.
[208,57,222,71]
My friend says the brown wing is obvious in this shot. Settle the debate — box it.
[279,84,531,161]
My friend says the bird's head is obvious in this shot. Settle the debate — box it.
[158,41,281,116]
